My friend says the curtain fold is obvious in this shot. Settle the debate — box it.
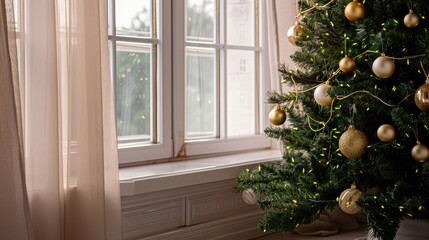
[25,0,62,239]
[0,0,123,239]
[265,0,282,93]
[0,0,32,239]
[54,0,122,239]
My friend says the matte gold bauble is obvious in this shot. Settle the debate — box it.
[287,22,304,46]
[344,1,365,22]
[339,57,356,73]
[242,188,258,205]
[377,124,396,142]
[269,107,286,126]
[372,55,395,78]
[411,142,429,163]
[339,184,363,214]
[339,125,369,159]
[414,83,429,112]
[314,84,333,106]
[404,10,419,28]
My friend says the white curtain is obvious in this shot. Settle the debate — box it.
[1,0,122,239]
[265,0,282,93]
[0,0,32,239]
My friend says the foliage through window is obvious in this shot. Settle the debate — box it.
[108,0,269,164]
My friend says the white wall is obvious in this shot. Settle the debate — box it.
[275,0,298,71]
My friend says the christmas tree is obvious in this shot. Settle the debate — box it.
[236,0,429,239]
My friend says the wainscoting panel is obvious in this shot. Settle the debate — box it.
[121,179,268,240]
[187,189,257,225]
[122,199,186,240]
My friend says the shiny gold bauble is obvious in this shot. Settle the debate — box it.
[339,184,363,214]
[314,84,333,106]
[344,1,365,22]
[404,10,420,28]
[242,188,258,205]
[339,57,356,73]
[411,143,429,163]
[415,83,429,112]
[377,124,396,142]
[372,55,395,78]
[269,107,287,126]
[339,125,369,159]
[287,22,305,46]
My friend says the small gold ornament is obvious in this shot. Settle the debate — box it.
[377,124,396,142]
[269,107,287,126]
[344,1,365,22]
[339,125,369,159]
[339,184,363,214]
[404,10,420,28]
[411,142,429,163]
[242,188,258,205]
[372,55,395,78]
[314,84,333,106]
[287,22,305,46]
[415,82,429,112]
[339,57,356,73]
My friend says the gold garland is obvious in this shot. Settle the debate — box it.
[295,0,336,19]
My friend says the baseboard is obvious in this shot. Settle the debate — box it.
[136,211,269,240]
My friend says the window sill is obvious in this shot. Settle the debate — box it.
[119,149,282,196]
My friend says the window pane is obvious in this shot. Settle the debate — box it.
[186,0,215,43]
[13,0,20,31]
[227,50,255,137]
[226,0,255,46]
[116,0,152,38]
[116,44,152,145]
[185,47,216,140]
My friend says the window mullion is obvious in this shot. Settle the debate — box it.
[114,36,159,44]
[152,0,158,144]
[254,0,260,135]
[172,0,186,157]
[110,0,118,112]
[219,0,227,138]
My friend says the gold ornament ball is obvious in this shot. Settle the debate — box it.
[242,189,258,205]
[314,84,333,106]
[372,56,395,78]
[339,184,363,214]
[339,125,369,159]
[287,22,304,46]
[411,143,429,163]
[339,57,356,73]
[404,10,419,28]
[415,83,429,112]
[344,1,365,22]
[269,107,287,126]
[377,124,396,142]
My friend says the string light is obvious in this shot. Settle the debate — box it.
[295,0,335,19]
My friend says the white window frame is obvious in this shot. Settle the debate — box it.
[172,0,271,158]
[109,0,173,164]
[110,0,271,165]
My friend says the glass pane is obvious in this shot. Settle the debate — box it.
[226,0,255,46]
[227,50,255,137]
[186,0,215,43]
[116,0,152,38]
[13,0,20,31]
[116,43,152,144]
[185,47,216,139]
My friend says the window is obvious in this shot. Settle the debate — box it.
[109,0,270,164]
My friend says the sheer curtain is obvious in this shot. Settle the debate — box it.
[0,0,32,239]
[265,0,282,93]
[1,0,122,239]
